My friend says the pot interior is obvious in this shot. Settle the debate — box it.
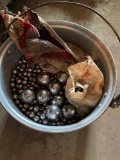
[0,21,116,133]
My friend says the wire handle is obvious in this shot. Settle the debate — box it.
[2,1,120,108]
[6,1,120,42]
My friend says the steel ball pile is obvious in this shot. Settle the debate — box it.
[10,56,81,126]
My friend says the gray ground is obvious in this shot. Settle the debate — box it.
[0,0,120,160]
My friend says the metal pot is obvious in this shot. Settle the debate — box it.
[0,20,117,133]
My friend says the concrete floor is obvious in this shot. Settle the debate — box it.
[0,0,120,160]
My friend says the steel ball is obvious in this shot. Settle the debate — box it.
[12,88,16,92]
[27,68,33,72]
[23,71,27,76]
[21,64,26,69]
[29,112,35,118]
[26,111,30,116]
[18,60,22,64]
[20,89,35,103]
[20,68,24,72]
[15,99,20,105]
[27,72,32,77]
[10,78,15,82]
[62,104,76,119]
[21,108,26,113]
[37,73,51,85]
[37,89,50,104]
[56,71,68,84]
[23,104,30,109]
[40,113,46,120]
[48,82,61,95]
[18,72,22,77]
[33,116,40,122]
[42,119,49,125]
[16,78,22,84]
[10,82,15,88]
[12,69,18,74]
[29,106,34,111]
[37,111,42,116]
[57,121,64,126]
[18,89,23,94]
[46,105,61,121]
[33,105,39,112]
[12,93,18,100]
[17,66,20,70]
[51,95,65,107]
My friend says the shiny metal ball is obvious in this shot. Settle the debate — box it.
[29,112,35,118]
[27,68,33,72]
[18,60,22,64]
[46,105,61,121]
[10,82,15,88]
[21,64,26,69]
[26,111,30,116]
[37,73,51,85]
[22,80,28,85]
[42,119,49,125]
[12,69,18,74]
[21,108,26,113]
[29,106,34,111]
[23,104,30,109]
[12,93,18,100]
[20,89,35,103]
[37,89,50,104]
[33,105,39,112]
[27,72,32,77]
[33,116,40,122]
[51,95,64,107]
[20,68,24,72]
[18,89,23,94]
[62,104,76,119]
[10,78,15,82]
[15,99,20,105]
[48,82,61,95]
[40,113,46,120]
[16,78,22,84]
[12,88,16,92]
[18,72,22,77]
[18,84,23,89]
[56,71,68,84]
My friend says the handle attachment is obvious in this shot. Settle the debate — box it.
[1,1,120,108]
[109,95,120,109]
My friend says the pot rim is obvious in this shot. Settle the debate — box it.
[0,20,117,133]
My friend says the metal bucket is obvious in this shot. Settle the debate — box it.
[0,20,117,133]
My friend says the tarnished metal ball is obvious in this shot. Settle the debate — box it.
[20,89,35,103]
[37,89,50,104]
[56,71,68,84]
[37,73,51,85]
[48,82,61,95]
[46,105,61,121]
[62,104,76,119]
[51,95,65,107]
